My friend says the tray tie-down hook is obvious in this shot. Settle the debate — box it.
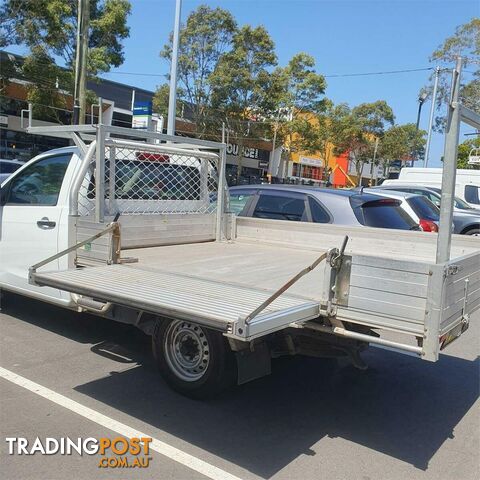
[329,235,349,269]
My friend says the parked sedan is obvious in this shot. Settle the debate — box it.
[229,185,421,231]
[371,184,480,235]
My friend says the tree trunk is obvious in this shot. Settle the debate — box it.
[356,160,364,186]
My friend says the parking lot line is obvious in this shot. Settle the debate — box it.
[0,366,243,480]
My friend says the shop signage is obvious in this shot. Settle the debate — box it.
[0,115,8,127]
[132,101,152,129]
[227,143,258,159]
[299,156,323,167]
[258,160,269,169]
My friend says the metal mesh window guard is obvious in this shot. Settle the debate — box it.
[77,141,220,217]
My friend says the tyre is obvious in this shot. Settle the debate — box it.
[464,227,480,236]
[152,319,237,399]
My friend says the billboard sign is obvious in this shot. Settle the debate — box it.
[132,101,153,129]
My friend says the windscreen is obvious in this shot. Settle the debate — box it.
[428,187,474,210]
[352,198,418,230]
[407,196,439,221]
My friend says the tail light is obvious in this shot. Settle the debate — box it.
[419,219,438,232]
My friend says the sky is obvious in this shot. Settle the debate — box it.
[7,0,480,166]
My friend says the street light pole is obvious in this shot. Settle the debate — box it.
[73,0,90,125]
[416,92,428,130]
[424,66,440,167]
[167,0,182,136]
[414,92,428,165]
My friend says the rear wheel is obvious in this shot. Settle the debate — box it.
[464,227,480,236]
[152,319,237,399]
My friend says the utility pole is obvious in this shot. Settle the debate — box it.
[270,109,281,178]
[369,137,379,185]
[73,0,90,125]
[424,66,440,167]
[167,0,182,136]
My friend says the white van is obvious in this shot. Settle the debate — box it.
[382,168,480,209]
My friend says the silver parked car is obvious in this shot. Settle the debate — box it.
[372,184,480,235]
[229,185,421,231]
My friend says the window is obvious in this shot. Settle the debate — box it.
[308,197,330,223]
[253,193,306,221]
[407,196,439,221]
[353,198,418,230]
[0,161,23,174]
[410,188,441,208]
[229,190,254,215]
[465,185,480,205]
[292,163,323,180]
[4,153,72,206]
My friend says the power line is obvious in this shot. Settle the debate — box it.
[103,71,168,78]
[324,67,433,78]
[100,66,435,79]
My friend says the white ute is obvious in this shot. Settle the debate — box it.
[1,122,479,399]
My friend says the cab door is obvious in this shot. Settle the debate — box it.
[0,152,73,300]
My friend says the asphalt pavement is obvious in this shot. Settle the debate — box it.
[0,291,479,480]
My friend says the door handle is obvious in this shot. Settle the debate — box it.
[37,217,56,229]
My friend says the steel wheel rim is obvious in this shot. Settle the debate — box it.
[164,320,210,382]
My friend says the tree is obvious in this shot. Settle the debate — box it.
[457,136,480,169]
[0,52,18,94]
[423,18,480,131]
[210,25,278,179]
[159,4,236,138]
[331,101,395,185]
[274,53,327,177]
[0,0,131,121]
[21,46,73,123]
[152,82,184,119]
[378,123,427,175]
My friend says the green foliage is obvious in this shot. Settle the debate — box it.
[273,53,327,169]
[329,101,395,184]
[351,100,395,136]
[0,0,131,121]
[152,83,171,117]
[21,46,73,123]
[209,24,278,177]
[210,25,277,117]
[1,0,131,74]
[159,4,236,137]
[424,18,480,131]
[457,136,480,169]
[379,123,427,169]
[278,53,327,113]
[0,52,18,94]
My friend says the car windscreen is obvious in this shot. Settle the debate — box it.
[406,196,439,221]
[428,187,475,210]
[0,162,23,174]
[465,185,480,205]
[352,197,418,230]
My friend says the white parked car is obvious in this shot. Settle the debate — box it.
[362,188,444,232]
